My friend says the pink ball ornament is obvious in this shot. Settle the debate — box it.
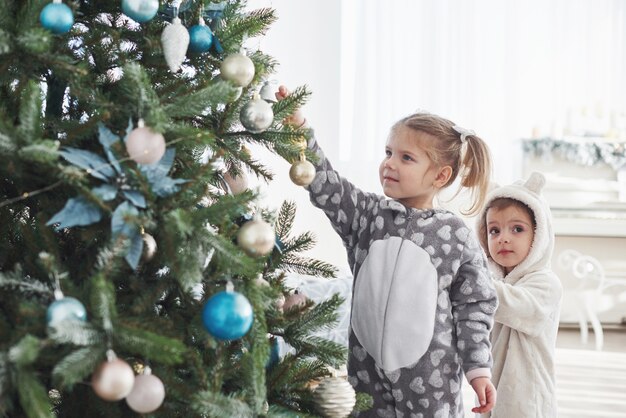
[125,119,166,165]
[91,356,135,401]
[283,292,307,311]
[125,372,166,414]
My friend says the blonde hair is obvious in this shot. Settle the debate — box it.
[390,113,492,216]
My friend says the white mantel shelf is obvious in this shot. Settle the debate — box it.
[552,208,626,237]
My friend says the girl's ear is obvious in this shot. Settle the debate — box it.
[434,165,453,188]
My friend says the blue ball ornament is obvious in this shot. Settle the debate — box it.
[39,2,74,35]
[202,291,253,340]
[46,297,87,327]
[121,0,160,24]
[188,25,213,53]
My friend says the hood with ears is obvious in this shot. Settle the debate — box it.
[476,172,554,282]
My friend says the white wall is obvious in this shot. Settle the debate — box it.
[247,0,351,273]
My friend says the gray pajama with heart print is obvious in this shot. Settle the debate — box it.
[304,137,497,417]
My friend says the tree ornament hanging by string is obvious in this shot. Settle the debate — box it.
[237,213,275,257]
[240,93,274,134]
[220,52,255,87]
[188,16,213,53]
[121,0,159,23]
[290,156,315,186]
[312,376,357,418]
[259,80,278,103]
[289,139,315,186]
[202,282,254,340]
[125,119,166,165]
[92,350,135,401]
[125,367,165,414]
[46,290,87,327]
[40,0,74,34]
[141,230,157,262]
[161,16,189,72]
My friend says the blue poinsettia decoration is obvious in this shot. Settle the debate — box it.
[46,122,187,268]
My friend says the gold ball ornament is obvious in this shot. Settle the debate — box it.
[91,357,135,401]
[312,377,357,418]
[237,217,275,257]
[289,159,316,186]
[220,52,255,87]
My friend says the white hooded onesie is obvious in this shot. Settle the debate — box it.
[476,172,563,418]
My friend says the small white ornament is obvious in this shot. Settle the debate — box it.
[161,17,190,72]
[220,53,255,87]
[125,119,166,165]
[259,80,278,103]
[240,93,274,134]
[125,369,166,414]
[313,377,357,418]
[91,352,135,401]
[237,216,275,257]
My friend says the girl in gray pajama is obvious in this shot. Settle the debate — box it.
[278,86,498,418]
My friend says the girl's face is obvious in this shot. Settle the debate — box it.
[486,205,535,274]
[379,126,445,209]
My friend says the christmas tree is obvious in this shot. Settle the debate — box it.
[0,1,367,416]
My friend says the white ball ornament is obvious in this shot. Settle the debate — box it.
[91,352,135,401]
[289,158,316,186]
[240,94,274,134]
[313,377,357,418]
[125,370,166,414]
[125,119,166,165]
[237,216,275,257]
[220,53,255,87]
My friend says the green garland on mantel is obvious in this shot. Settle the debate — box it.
[522,138,626,170]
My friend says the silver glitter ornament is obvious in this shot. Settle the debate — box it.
[240,93,273,134]
[161,17,189,72]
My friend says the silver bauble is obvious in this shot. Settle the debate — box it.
[237,218,275,257]
[312,377,357,418]
[142,232,157,261]
[240,95,274,134]
[289,159,316,186]
[161,17,189,72]
[259,80,278,103]
[220,53,255,87]
[91,358,135,401]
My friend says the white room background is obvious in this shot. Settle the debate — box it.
[247,0,626,273]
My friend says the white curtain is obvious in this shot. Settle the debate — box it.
[339,0,626,187]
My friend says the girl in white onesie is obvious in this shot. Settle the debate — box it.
[476,172,563,418]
